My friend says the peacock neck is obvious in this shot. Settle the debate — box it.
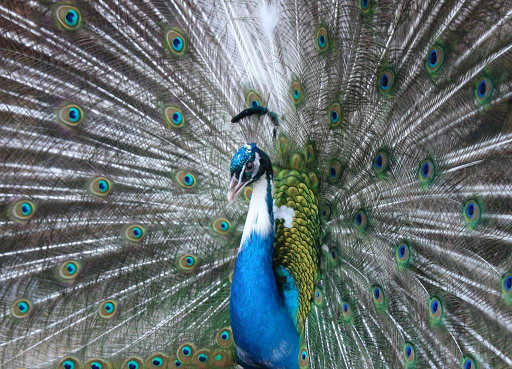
[230,172,300,369]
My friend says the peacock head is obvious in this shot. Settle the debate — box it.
[227,143,272,203]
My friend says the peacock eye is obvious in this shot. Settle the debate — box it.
[54,5,82,31]
[98,300,117,319]
[123,358,143,369]
[84,359,108,369]
[315,26,330,53]
[11,200,36,221]
[12,298,32,318]
[246,162,254,171]
[165,28,187,56]
[475,77,493,104]
[377,69,395,95]
[59,358,80,369]
[462,356,476,369]
[59,261,80,280]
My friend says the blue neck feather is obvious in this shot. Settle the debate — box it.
[230,173,300,369]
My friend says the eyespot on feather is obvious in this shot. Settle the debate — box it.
[12,298,32,319]
[245,90,263,108]
[298,347,309,368]
[98,300,117,319]
[474,77,493,104]
[277,134,290,156]
[84,359,109,369]
[11,200,36,221]
[125,225,145,242]
[163,105,186,128]
[426,44,445,75]
[428,296,443,325]
[461,355,477,369]
[418,157,436,187]
[178,254,198,272]
[290,81,305,106]
[395,241,411,269]
[58,357,80,369]
[341,301,352,322]
[213,218,231,234]
[463,198,482,230]
[216,327,234,348]
[371,285,385,309]
[175,171,197,188]
[377,69,395,95]
[122,357,143,369]
[501,271,512,302]
[165,28,187,56]
[403,342,416,367]
[328,102,342,128]
[177,343,195,363]
[313,287,324,307]
[53,5,82,31]
[315,26,330,53]
[354,209,369,232]
[145,353,168,369]
[192,349,211,369]
[360,0,373,13]
[58,260,81,280]
[210,350,232,368]
[373,150,389,176]
[88,177,112,197]
[58,104,85,127]
[327,159,343,184]
[243,186,253,202]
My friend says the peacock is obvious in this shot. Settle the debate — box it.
[1,0,512,368]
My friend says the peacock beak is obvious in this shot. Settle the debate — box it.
[227,173,248,203]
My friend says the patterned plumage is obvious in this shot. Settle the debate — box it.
[0,0,511,368]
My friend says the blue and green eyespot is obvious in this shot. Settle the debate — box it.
[290,81,305,106]
[341,300,352,322]
[360,0,373,13]
[164,105,186,128]
[315,26,330,53]
[428,296,443,325]
[298,347,309,367]
[501,271,512,303]
[58,104,85,127]
[54,5,82,30]
[178,254,198,272]
[353,209,369,232]
[216,327,234,348]
[327,159,343,184]
[373,149,390,176]
[377,69,395,96]
[165,28,187,56]
[463,198,482,230]
[213,218,231,234]
[125,225,146,242]
[395,241,411,269]
[403,342,416,367]
[146,353,168,369]
[328,102,342,128]
[313,287,324,307]
[371,285,385,310]
[245,90,264,109]
[12,298,32,318]
[177,343,195,363]
[474,76,493,104]
[84,359,109,369]
[192,350,211,367]
[462,355,477,369]
[98,300,117,319]
[175,170,197,188]
[59,260,81,280]
[418,157,437,187]
[89,177,112,197]
[426,43,446,76]
[11,200,36,221]
[59,357,80,369]
[211,350,231,366]
[122,357,143,369]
